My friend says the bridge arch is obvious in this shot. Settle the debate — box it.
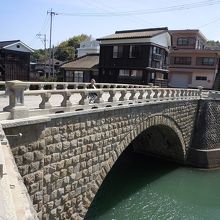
[83,114,186,216]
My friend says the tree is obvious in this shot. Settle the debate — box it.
[207,40,220,46]
[31,49,47,62]
[31,34,92,62]
[54,34,91,61]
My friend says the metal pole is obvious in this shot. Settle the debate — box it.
[52,45,55,78]
[47,9,56,77]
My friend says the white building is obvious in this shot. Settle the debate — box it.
[77,40,100,57]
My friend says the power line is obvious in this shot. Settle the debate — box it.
[56,0,220,17]
[198,17,220,28]
[80,0,156,27]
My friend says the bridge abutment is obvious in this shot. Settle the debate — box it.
[188,99,220,168]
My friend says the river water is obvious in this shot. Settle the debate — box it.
[85,147,220,220]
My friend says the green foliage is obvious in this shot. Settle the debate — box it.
[31,49,47,62]
[54,34,91,61]
[32,34,91,62]
[38,76,57,82]
[207,40,220,46]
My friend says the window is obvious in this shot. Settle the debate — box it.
[74,71,83,82]
[152,60,161,68]
[196,57,215,66]
[129,45,139,58]
[177,37,195,46]
[65,70,73,81]
[113,45,123,58]
[119,69,142,78]
[174,57,191,65]
[119,69,130,77]
[196,76,207,81]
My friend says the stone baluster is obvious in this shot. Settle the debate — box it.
[108,90,117,102]
[145,88,152,100]
[152,89,159,100]
[106,85,111,88]
[38,83,44,90]
[39,93,52,109]
[63,83,68,90]
[79,91,89,105]
[159,89,165,100]
[129,89,137,101]
[170,89,175,99]
[61,91,72,107]
[99,84,104,89]
[51,83,57,90]
[138,90,145,100]
[72,84,77,89]
[188,90,192,98]
[119,89,128,101]
[112,85,117,89]
[179,90,184,99]
[3,80,29,119]
[176,89,180,99]
[82,84,87,89]
[95,90,104,103]
[181,89,186,98]
[197,86,203,98]
[163,89,170,99]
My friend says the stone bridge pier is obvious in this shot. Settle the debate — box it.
[2,99,205,219]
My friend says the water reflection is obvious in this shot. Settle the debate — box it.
[85,147,220,220]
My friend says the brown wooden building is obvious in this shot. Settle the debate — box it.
[0,40,33,81]
[61,54,99,82]
[97,27,171,86]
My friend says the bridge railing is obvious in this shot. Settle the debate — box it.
[0,81,202,120]
[0,81,6,95]
[203,90,220,99]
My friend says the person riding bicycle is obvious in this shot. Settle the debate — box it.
[87,78,97,103]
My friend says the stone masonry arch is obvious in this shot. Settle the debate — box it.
[82,114,186,219]
[3,100,199,219]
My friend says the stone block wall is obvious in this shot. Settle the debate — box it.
[3,100,198,219]
[189,99,220,167]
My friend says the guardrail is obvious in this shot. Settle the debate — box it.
[0,81,204,120]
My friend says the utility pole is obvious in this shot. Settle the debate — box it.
[36,34,47,76]
[47,9,57,78]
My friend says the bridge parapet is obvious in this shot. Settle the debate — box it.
[0,81,202,120]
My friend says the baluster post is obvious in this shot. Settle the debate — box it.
[119,89,128,102]
[95,90,104,103]
[138,89,145,100]
[39,93,52,109]
[61,91,72,107]
[79,91,89,105]
[197,86,203,99]
[108,90,117,102]
[3,80,29,119]
[129,89,137,101]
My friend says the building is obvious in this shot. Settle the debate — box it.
[169,30,220,89]
[97,27,171,86]
[60,54,99,82]
[0,40,33,81]
[77,40,100,58]
[30,58,64,80]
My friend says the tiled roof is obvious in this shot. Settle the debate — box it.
[0,40,20,48]
[61,54,99,70]
[97,27,168,41]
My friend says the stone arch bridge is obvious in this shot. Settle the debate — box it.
[0,81,220,219]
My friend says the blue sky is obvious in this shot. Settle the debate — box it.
[1,0,220,49]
